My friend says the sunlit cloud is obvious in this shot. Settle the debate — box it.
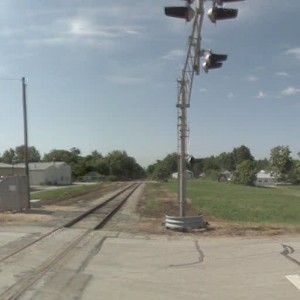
[281,86,300,96]
[256,91,266,99]
[286,47,300,60]
[247,75,258,82]
[69,19,140,38]
[276,71,289,77]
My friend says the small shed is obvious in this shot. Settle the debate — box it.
[0,163,24,177]
[254,170,276,187]
[82,171,106,182]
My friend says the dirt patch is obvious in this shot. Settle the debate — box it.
[136,183,199,218]
[0,212,54,225]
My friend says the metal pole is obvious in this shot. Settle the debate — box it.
[22,77,30,209]
[177,0,204,217]
[178,82,187,217]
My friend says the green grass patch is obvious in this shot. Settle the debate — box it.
[165,179,300,225]
[31,183,105,202]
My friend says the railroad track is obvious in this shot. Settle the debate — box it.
[0,182,141,300]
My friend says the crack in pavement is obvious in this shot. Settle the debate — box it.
[281,244,300,267]
[169,240,204,268]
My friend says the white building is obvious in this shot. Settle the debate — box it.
[254,170,276,187]
[15,162,72,185]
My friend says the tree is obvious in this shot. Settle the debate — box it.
[147,153,178,180]
[162,153,178,174]
[151,164,170,182]
[216,152,233,171]
[203,156,218,172]
[255,158,270,171]
[288,159,300,184]
[88,150,103,161]
[269,146,292,179]
[105,150,145,180]
[232,160,257,186]
[1,145,41,164]
[106,150,129,179]
[231,145,254,170]
[43,149,79,164]
[288,152,300,184]
[15,145,41,163]
[1,148,16,164]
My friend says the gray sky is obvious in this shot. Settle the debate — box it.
[0,0,300,166]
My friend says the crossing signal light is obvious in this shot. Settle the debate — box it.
[203,52,228,73]
[165,6,195,22]
[207,7,238,23]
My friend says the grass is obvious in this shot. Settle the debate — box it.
[30,183,105,202]
[165,179,300,226]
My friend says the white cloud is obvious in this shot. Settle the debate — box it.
[276,71,289,77]
[162,49,185,60]
[68,19,140,39]
[286,47,300,60]
[227,92,234,98]
[247,75,258,82]
[281,87,300,96]
[0,3,143,51]
[256,91,266,99]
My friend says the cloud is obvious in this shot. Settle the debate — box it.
[0,3,143,51]
[276,71,289,77]
[68,19,140,39]
[256,91,266,99]
[247,75,258,82]
[281,87,300,96]
[286,47,300,60]
[227,92,234,98]
[162,49,185,60]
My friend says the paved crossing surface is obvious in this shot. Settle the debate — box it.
[0,227,299,299]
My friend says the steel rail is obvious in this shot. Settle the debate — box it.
[64,182,137,228]
[0,182,138,264]
[1,182,141,300]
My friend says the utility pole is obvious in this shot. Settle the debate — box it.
[22,77,30,209]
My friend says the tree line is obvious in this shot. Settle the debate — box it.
[146,145,300,185]
[0,146,146,181]
[2,144,299,185]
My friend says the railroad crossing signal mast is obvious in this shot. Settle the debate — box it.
[164,0,244,229]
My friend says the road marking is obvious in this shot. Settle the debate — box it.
[286,275,300,290]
